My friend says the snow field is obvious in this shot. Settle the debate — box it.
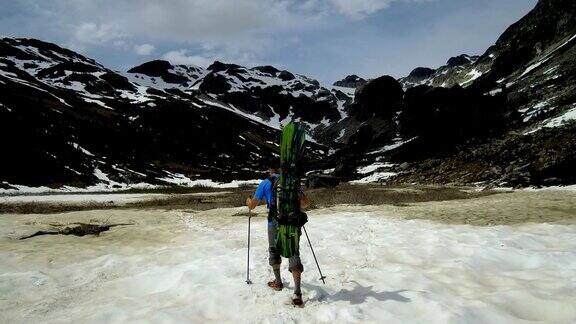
[1,209,576,323]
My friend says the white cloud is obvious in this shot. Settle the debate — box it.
[15,0,423,60]
[162,48,264,68]
[329,0,394,19]
[134,43,155,55]
[114,0,307,43]
[73,22,124,45]
[162,50,214,67]
[25,0,386,46]
[328,0,433,19]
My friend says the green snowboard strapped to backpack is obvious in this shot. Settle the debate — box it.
[274,122,307,258]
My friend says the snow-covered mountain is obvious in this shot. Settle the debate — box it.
[126,60,353,141]
[333,0,576,186]
[398,0,576,131]
[333,75,367,88]
[398,54,482,89]
[127,60,206,90]
[0,38,331,191]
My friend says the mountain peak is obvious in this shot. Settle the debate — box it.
[207,61,242,72]
[446,54,476,67]
[127,60,174,75]
[407,67,436,78]
[333,75,367,88]
[251,65,280,75]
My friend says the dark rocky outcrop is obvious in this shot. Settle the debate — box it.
[407,67,435,78]
[306,173,341,188]
[401,86,512,140]
[446,55,475,67]
[251,65,280,75]
[351,76,404,120]
[199,73,231,94]
[128,60,190,85]
[390,122,576,187]
[207,61,241,73]
[395,85,515,159]
[101,72,136,91]
[333,74,367,88]
[128,60,173,76]
[278,70,295,81]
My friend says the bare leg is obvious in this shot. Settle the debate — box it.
[292,271,302,295]
[268,264,284,291]
[272,264,281,283]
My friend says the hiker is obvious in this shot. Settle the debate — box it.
[246,161,310,305]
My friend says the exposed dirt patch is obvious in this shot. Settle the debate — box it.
[0,185,496,214]
[304,184,498,210]
[0,202,118,215]
[0,189,252,214]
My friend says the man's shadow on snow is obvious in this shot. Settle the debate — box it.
[303,280,411,305]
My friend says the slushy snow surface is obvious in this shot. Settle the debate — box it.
[2,209,576,323]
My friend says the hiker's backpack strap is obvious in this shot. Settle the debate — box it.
[267,176,280,222]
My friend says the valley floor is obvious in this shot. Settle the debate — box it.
[1,188,576,323]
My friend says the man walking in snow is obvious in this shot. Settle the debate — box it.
[246,161,310,306]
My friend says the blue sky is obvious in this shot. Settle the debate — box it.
[0,0,537,84]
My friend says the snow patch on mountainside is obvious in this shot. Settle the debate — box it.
[368,137,416,155]
[158,171,259,188]
[357,162,395,175]
[461,69,484,85]
[520,33,576,78]
[525,103,576,135]
[198,97,283,130]
[68,142,95,156]
[0,168,260,195]
[519,96,559,122]
[351,172,397,184]
[118,85,154,103]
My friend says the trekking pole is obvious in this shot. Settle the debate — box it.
[302,225,326,284]
[245,211,253,285]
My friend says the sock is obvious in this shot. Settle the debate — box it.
[273,268,281,283]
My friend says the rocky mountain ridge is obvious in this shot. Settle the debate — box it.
[0,38,330,190]
[126,59,354,142]
[330,0,576,187]
[333,75,367,88]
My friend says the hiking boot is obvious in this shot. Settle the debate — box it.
[267,280,284,291]
[292,292,303,306]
